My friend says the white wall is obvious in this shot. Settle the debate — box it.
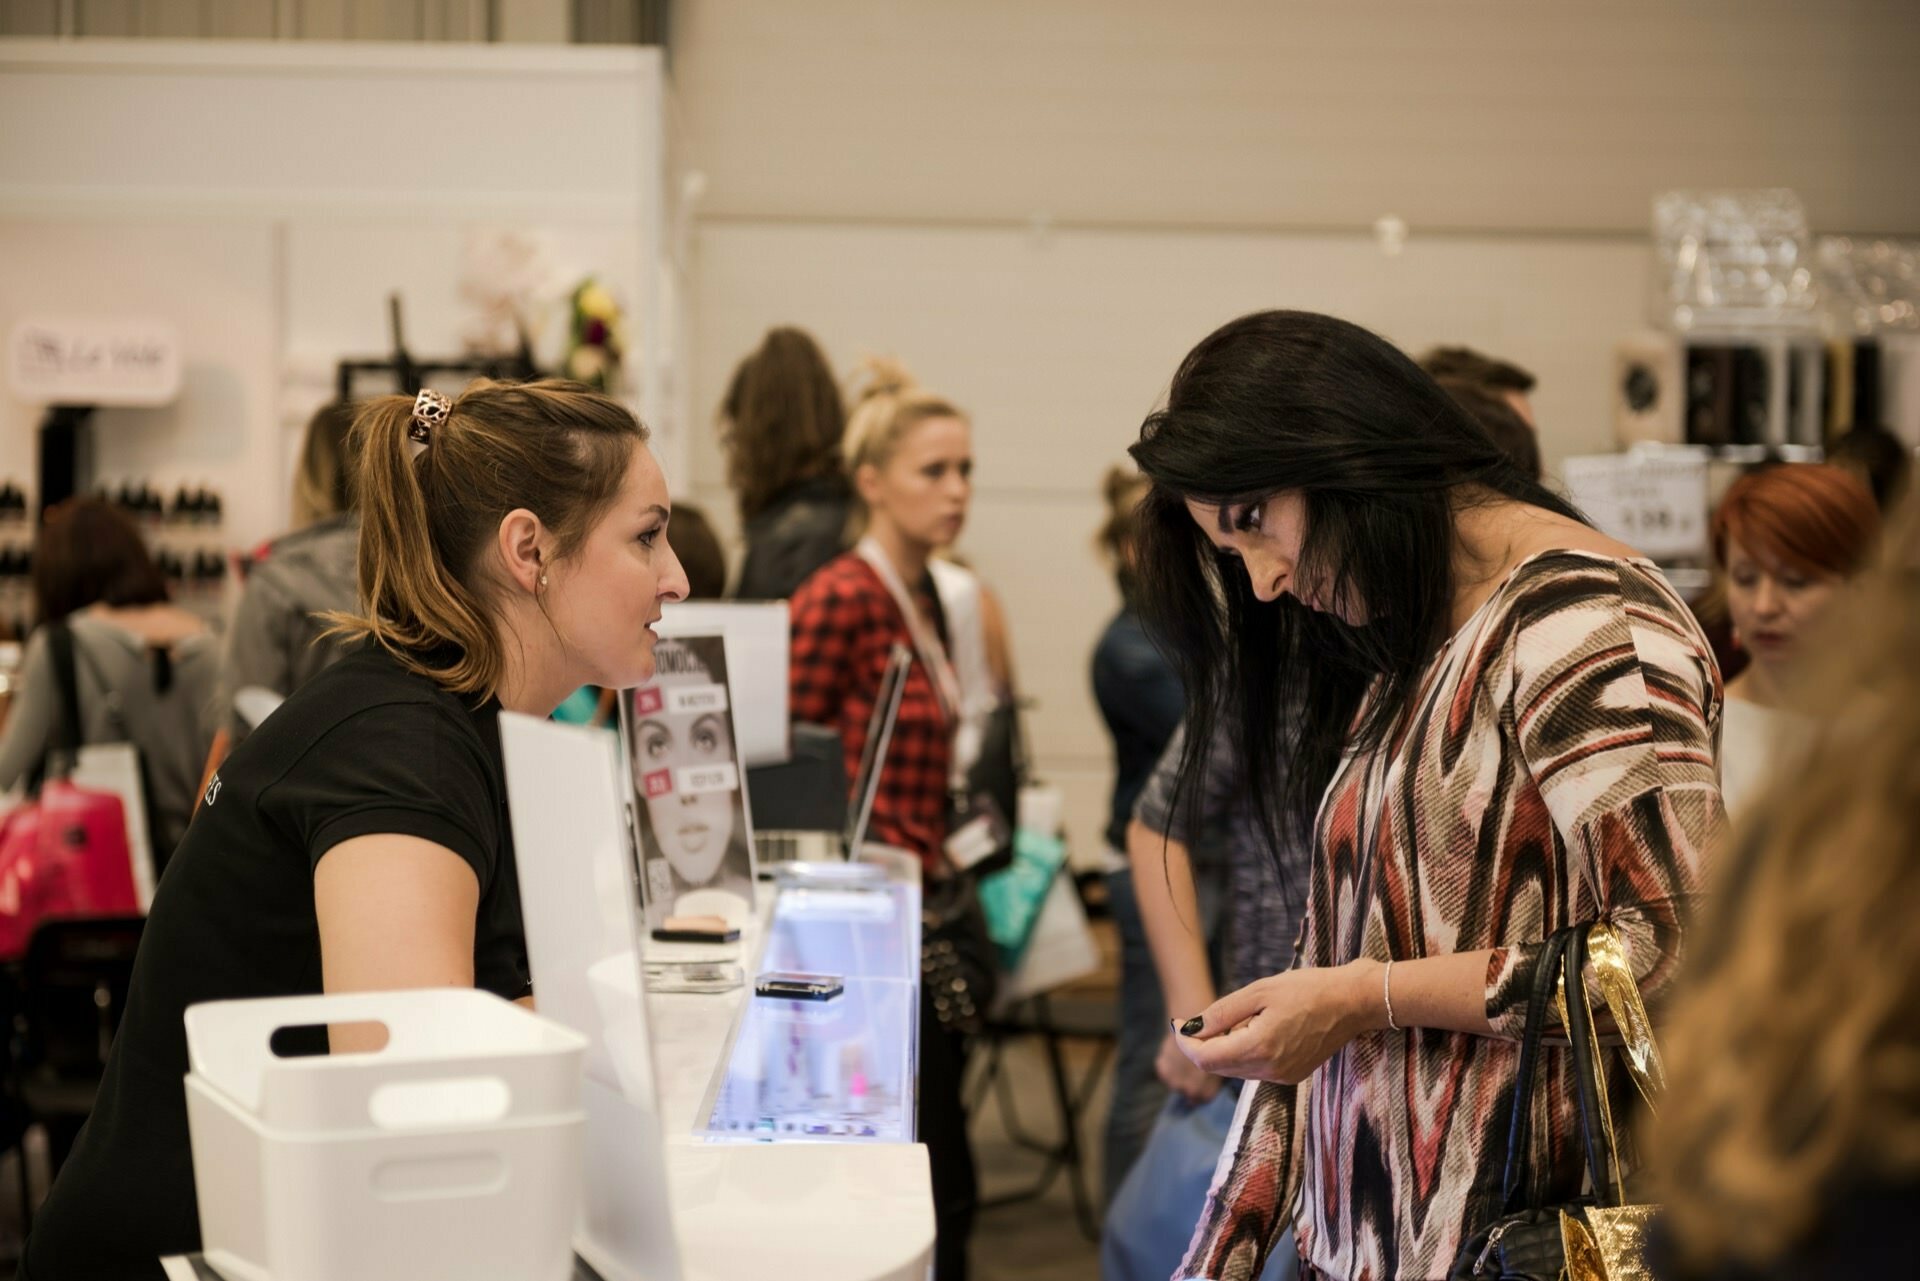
[673,0,1920,866]
[0,38,672,548]
[674,0,1920,237]
[0,220,280,536]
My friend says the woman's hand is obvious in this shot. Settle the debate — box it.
[1172,960,1387,1084]
[1155,1029,1223,1104]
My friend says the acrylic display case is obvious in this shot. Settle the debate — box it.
[695,861,920,1144]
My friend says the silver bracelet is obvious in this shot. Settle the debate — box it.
[1383,958,1399,1031]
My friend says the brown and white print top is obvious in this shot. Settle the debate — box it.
[1183,549,1725,1281]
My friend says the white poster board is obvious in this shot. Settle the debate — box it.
[618,632,759,931]
[499,712,683,1281]
[657,601,790,766]
[1561,448,1712,561]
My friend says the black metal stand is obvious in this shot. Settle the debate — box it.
[36,405,95,517]
[334,293,542,401]
[969,991,1115,1242]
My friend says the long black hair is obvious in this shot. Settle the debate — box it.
[1128,310,1584,872]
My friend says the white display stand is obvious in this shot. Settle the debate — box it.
[500,714,934,1281]
[499,714,683,1281]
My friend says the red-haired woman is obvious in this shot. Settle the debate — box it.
[1712,463,1880,820]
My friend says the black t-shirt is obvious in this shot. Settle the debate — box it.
[23,644,530,1280]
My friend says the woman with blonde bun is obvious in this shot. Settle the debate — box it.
[24,380,690,1279]
[788,356,988,1279]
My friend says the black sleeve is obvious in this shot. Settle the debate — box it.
[263,701,504,893]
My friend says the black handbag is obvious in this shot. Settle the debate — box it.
[918,694,1027,1035]
[1450,924,1662,1281]
[920,871,998,1036]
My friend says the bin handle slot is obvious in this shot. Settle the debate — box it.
[267,1020,391,1058]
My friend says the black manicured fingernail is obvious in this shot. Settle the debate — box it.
[1180,1015,1204,1037]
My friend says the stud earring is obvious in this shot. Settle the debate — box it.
[539,573,548,588]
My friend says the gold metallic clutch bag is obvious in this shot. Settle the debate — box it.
[1561,1204,1660,1281]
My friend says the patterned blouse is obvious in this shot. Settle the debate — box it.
[1181,550,1724,1281]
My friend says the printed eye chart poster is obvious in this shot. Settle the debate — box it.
[620,632,759,931]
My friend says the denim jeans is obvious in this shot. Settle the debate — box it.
[1102,861,1225,1206]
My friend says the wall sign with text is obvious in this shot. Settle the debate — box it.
[8,318,182,406]
[1561,450,1711,561]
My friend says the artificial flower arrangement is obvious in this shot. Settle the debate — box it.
[565,278,628,393]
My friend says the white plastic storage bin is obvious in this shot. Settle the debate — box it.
[183,988,588,1281]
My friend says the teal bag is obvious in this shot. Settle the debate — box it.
[976,826,1067,970]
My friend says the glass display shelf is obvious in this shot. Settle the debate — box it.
[694,860,920,1144]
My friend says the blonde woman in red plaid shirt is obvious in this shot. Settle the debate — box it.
[788,355,988,1280]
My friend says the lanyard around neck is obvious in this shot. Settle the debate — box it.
[855,536,962,730]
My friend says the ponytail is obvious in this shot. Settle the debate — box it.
[326,379,647,700]
[1096,464,1149,567]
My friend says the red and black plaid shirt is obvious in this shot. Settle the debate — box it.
[788,554,951,870]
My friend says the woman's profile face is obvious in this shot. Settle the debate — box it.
[1186,491,1362,623]
[862,415,973,548]
[631,668,739,888]
[1724,536,1843,671]
[543,443,690,691]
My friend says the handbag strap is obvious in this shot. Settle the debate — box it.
[1587,921,1666,1113]
[1562,924,1625,1207]
[45,622,82,775]
[1499,925,1576,1213]
[1501,922,1667,1216]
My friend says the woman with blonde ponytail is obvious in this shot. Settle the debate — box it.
[217,398,361,746]
[24,380,690,1280]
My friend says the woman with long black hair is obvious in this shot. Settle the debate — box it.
[1131,312,1724,1281]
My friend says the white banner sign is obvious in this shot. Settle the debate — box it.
[8,318,182,406]
[1561,450,1711,561]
